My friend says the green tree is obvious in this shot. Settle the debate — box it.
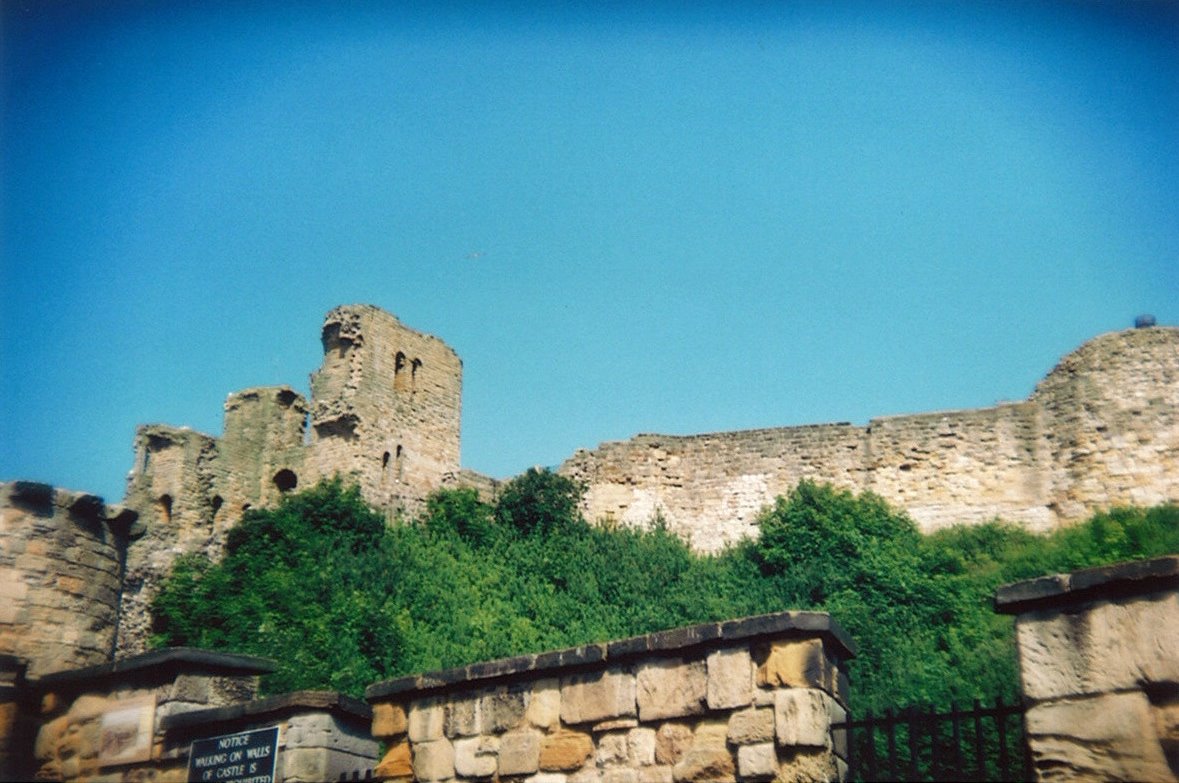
[494,467,584,536]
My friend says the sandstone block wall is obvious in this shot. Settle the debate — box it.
[366,611,854,783]
[0,482,138,678]
[161,690,378,783]
[995,556,1179,782]
[31,648,272,782]
[562,326,1179,551]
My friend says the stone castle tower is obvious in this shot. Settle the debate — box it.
[115,305,465,655]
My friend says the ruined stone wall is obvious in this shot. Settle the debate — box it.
[309,304,463,518]
[561,426,867,552]
[219,385,310,519]
[0,482,138,678]
[995,556,1179,782]
[1032,325,1179,519]
[119,426,221,657]
[562,327,1179,551]
[366,611,853,783]
[113,305,466,657]
[863,401,1051,533]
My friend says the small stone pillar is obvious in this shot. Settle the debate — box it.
[161,690,378,783]
[366,610,854,783]
[995,555,1179,782]
[32,647,275,781]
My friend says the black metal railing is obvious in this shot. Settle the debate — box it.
[833,698,1030,782]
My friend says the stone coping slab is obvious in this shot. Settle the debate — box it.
[365,610,854,702]
[161,690,371,734]
[35,647,276,689]
[995,555,1179,614]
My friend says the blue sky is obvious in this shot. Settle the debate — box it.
[2,1,1177,503]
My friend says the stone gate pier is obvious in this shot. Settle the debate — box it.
[996,555,1179,782]
[365,611,854,783]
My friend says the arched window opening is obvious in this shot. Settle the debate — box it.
[273,469,298,493]
[242,503,252,513]
[395,444,404,481]
[211,495,224,522]
[158,495,173,524]
[381,451,391,485]
[394,352,409,392]
[411,358,422,391]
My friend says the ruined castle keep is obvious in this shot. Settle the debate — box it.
[115,304,469,657]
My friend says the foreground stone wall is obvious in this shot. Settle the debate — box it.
[366,611,854,783]
[996,556,1179,782]
[0,482,139,678]
[162,690,378,783]
[562,326,1179,551]
[32,648,271,782]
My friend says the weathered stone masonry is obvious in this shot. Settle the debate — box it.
[561,326,1179,551]
[116,304,467,657]
[5,309,1175,662]
[365,611,854,783]
[996,556,1179,782]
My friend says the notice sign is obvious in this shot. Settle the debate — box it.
[187,726,279,783]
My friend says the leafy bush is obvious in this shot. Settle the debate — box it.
[151,474,1177,712]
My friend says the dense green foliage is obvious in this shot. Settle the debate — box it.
[152,474,1179,711]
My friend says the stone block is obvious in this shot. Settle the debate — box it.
[727,708,774,746]
[561,668,636,725]
[528,774,571,783]
[569,766,603,783]
[595,718,639,732]
[408,698,446,742]
[655,723,694,766]
[636,659,707,721]
[499,729,543,777]
[638,766,675,783]
[170,674,212,704]
[372,702,408,738]
[756,639,830,693]
[1015,593,1179,701]
[454,735,499,778]
[375,741,412,780]
[736,743,777,781]
[605,769,640,783]
[413,738,455,782]
[446,694,482,737]
[598,732,630,767]
[774,690,832,749]
[528,678,562,730]
[776,748,838,783]
[671,743,735,783]
[707,648,753,710]
[1025,691,1174,782]
[540,730,594,771]
[483,683,529,732]
[629,727,657,766]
